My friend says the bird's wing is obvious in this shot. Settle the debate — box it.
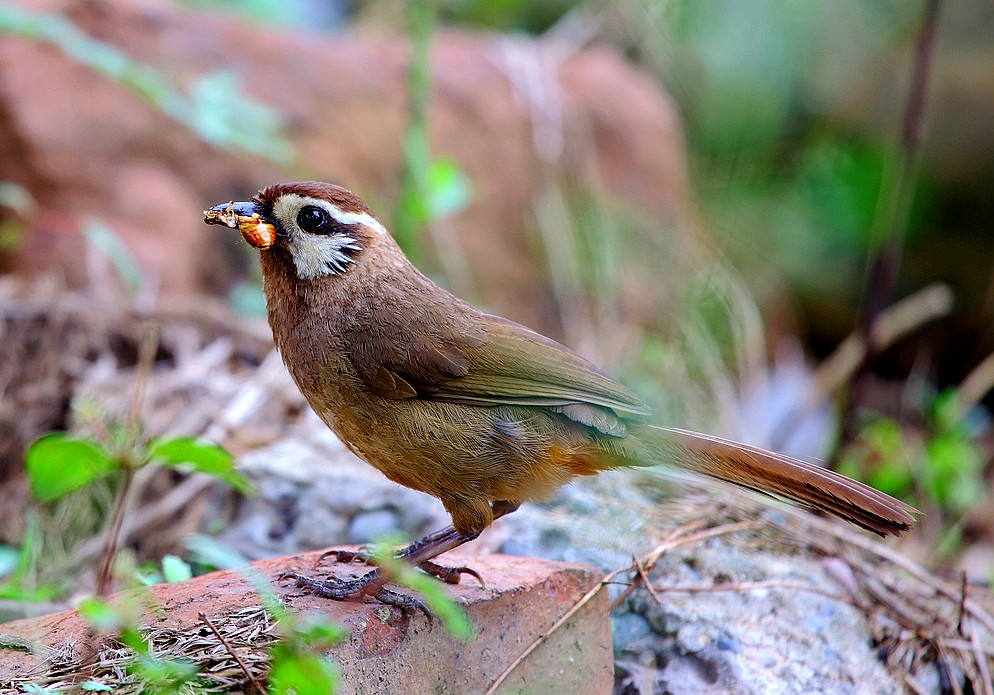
[432,315,649,416]
[349,312,649,431]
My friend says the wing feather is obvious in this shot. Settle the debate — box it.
[348,310,648,429]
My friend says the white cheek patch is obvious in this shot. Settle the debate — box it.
[272,193,386,279]
[289,233,362,279]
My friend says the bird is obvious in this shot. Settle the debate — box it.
[204,181,918,614]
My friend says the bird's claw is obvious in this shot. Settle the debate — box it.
[420,559,486,588]
[372,586,433,624]
[282,570,434,624]
[316,548,371,566]
[286,572,353,600]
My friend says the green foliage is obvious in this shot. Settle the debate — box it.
[392,0,472,266]
[839,387,987,526]
[259,575,344,694]
[919,390,985,516]
[21,375,247,605]
[425,159,472,220]
[24,434,118,504]
[160,554,194,583]
[0,544,19,578]
[183,533,251,574]
[83,220,144,297]
[267,613,346,695]
[135,554,194,586]
[0,514,59,602]
[440,0,572,32]
[188,69,293,162]
[175,0,312,27]
[24,429,246,506]
[0,5,293,164]
[149,436,252,494]
[838,417,914,497]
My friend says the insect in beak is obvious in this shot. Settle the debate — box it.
[203,201,277,250]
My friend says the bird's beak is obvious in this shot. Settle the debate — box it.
[203,201,278,250]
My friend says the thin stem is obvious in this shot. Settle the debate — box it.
[831,0,942,466]
[392,0,436,264]
[94,323,158,596]
[125,324,159,445]
[94,468,134,598]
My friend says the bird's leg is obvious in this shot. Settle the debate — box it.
[317,530,483,586]
[286,501,521,617]
[319,501,521,585]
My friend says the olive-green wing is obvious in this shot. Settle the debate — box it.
[431,315,649,418]
[348,310,649,432]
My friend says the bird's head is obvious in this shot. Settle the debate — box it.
[204,181,389,280]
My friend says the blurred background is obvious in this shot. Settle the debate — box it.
[1,0,993,626]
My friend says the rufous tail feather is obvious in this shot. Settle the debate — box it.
[613,424,918,537]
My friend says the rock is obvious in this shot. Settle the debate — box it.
[614,544,907,695]
[213,437,450,560]
[347,509,403,544]
[480,471,930,694]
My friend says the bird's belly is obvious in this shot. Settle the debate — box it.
[311,397,586,503]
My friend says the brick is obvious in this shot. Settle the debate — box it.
[0,551,613,694]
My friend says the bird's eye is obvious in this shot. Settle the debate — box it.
[296,205,332,234]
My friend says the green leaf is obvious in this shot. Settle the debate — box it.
[294,613,347,649]
[119,625,149,656]
[78,597,125,631]
[426,158,471,219]
[922,434,983,514]
[161,554,192,583]
[134,563,163,586]
[184,533,250,572]
[80,682,113,692]
[267,645,340,695]
[84,219,143,297]
[0,516,59,600]
[129,654,197,686]
[24,434,117,503]
[932,389,963,434]
[147,437,251,494]
[19,684,60,694]
[0,6,293,165]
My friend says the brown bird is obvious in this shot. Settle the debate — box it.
[205,181,917,612]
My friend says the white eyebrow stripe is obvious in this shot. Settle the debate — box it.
[324,205,387,236]
[272,193,387,237]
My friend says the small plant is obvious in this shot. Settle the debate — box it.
[134,554,194,587]
[838,383,988,557]
[22,327,248,597]
[24,426,246,598]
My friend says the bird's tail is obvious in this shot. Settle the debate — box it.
[609,424,918,537]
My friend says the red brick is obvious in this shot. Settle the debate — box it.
[0,551,613,694]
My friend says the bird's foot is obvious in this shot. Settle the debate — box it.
[318,546,485,587]
[282,569,433,622]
